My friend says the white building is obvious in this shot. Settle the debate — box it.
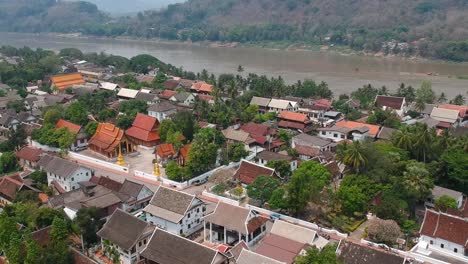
[38,155,93,193]
[147,101,177,121]
[268,99,297,113]
[97,209,154,264]
[425,185,464,209]
[143,186,206,236]
[374,95,407,117]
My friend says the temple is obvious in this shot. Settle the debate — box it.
[125,113,160,147]
[88,123,136,158]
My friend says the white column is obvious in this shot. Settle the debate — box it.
[209,222,213,243]
[203,220,206,242]
[224,227,227,244]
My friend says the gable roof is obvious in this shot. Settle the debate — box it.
[171,91,193,102]
[240,122,272,136]
[38,155,85,178]
[335,120,381,136]
[179,144,191,161]
[148,101,177,113]
[270,220,316,245]
[125,113,160,142]
[234,160,276,185]
[55,119,81,133]
[420,209,468,246]
[97,209,153,251]
[99,82,118,91]
[191,81,213,93]
[250,96,271,107]
[375,95,405,110]
[0,174,26,200]
[88,123,124,153]
[431,185,463,201]
[438,104,468,118]
[204,202,251,234]
[141,228,222,264]
[144,186,197,223]
[336,240,406,264]
[117,88,139,99]
[15,146,43,162]
[237,248,285,264]
[430,107,459,123]
[255,234,306,264]
[376,127,397,140]
[135,91,157,102]
[268,99,292,110]
[163,79,181,90]
[50,73,85,91]
[293,134,331,148]
[156,143,176,158]
[222,128,255,144]
[119,179,145,199]
[278,111,310,123]
[257,151,292,162]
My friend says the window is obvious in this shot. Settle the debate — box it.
[430,240,433,245]
[197,219,200,224]
[202,207,206,212]
[341,135,345,139]
[72,186,75,190]
[139,241,142,247]
[440,244,444,248]
[321,131,326,135]
[179,229,183,235]
[333,133,338,138]
[454,248,458,253]
[197,208,200,213]
[188,213,191,218]
[86,172,89,176]
[188,224,191,229]
[144,239,147,245]
[71,177,74,182]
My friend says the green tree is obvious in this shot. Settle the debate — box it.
[287,161,331,214]
[165,161,191,182]
[30,170,48,185]
[0,151,18,173]
[158,119,178,142]
[450,94,466,105]
[416,81,435,104]
[441,148,468,193]
[266,160,292,179]
[14,190,40,205]
[351,84,378,109]
[172,111,196,141]
[337,184,368,216]
[116,114,135,130]
[367,219,401,245]
[277,129,293,146]
[241,104,259,123]
[247,176,281,204]
[435,195,458,211]
[337,141,368,173]
[296,244,341,264]
[65,101,88,125]
[129,54,163,74]
[75,207,105,247]
[43,109,62,125]
[227,143,248,162]
[166,131,183,150]
[84,121,98,136]
[268,188,289,210]
[55,127,77,151]
[24,237,41,264]
[402,161,434,201]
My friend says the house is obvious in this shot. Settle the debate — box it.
[88,123,136,158]
[237,248,285,264]
[0,90,22,110]
[318,120,381,142]
[376,127,397,141]
[336,240,409,264]
[374,95,407,117]
[97,209,155,264]
[439,104,468,121]
[0,173,38,206]
[268,99,297,113]
[99,82,119,91]
[163,79,181,90]
[255,220,329,264]
[190,81,214,95]
[256,151,297,172]
[169,91,195,106]
[135,91,159,105]
[50,73,85,92]
[292,134,334,152]
[155,144,176,164]
[158,90,177,100]
[277,111,313,132]
[419,209,468,258]
[38,155,93,193]
[234,159,280,185]
[197,94,215,104]
[204,202,269,247]
[240,122,278,151]
[55,119,88,151]
[250,97,272,113]
[140,228,229,264]
[118,179,154,212]
[177,144,191,166]
[425,185,464,209]
[15,146,44,169]
[143,186,206,236]
[79,70,103,82]
[148,101,177,121]
[117,88,139,100]
[125,113,160,148]
[136,75,155,84]
[430,107,460,127]
[222,128,255,150]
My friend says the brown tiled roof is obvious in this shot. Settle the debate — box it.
[375,95,405,110]
[241,122,273,136]
[179,144,191,161]
[257,151,292,162]
[278,111,310,123]
[156,144,176,158]
[96,176,122,192]
[125,113,160,142]
[141,229,222,264]
[336,240,406,264]
[50,73,85,91]
[38,155,83,179]
[255,234,306,264]
[294,145,320,158]
[88,123,124,153]
[55,119,81,133]
[158,90,177,100]
[71,247,99,264]
[234,160,276,185]
[247,216,269,233]
[119,179,145,199]
[15,146,43,162]
[278,120,307,130]
[204,202,251,234]
[97,209,153,251]
[0,174,24,200]
[191,81,213,93]
[144,186,196,223]
[163,80,181,90]
[198,94,214,102]
[420,209,468,246]
[31,226,52,247]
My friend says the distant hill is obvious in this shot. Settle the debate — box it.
[0,0,107,33]
[64,0,184,15]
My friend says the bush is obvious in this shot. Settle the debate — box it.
[212,184,226,195]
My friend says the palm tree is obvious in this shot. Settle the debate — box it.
[403,161,434,201]
[414,98,425,115]
[413,124,433,163]
[342,141,368,173]
[392,127,414,152]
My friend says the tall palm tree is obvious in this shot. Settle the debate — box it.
[392,127,414,152]
[413,124,433,163]
[343,141,368,173]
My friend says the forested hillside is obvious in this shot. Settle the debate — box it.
[0,0,107,33]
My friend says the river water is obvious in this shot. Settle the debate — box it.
[0,32,467,98]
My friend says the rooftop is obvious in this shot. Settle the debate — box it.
[293,134,332,148]
[15,146,43,162]
[420,209,468,246]
[88,123,124,153]
[336,240,407,264]
[278,111,310,123]
[335,120,381,136]
[234,160,277,185]
[125,113,160,142]
[50,73,85,91]
[237,248,285,264]
[56,119,82,133]
[144,186,197,223]
[375,95,405,109]
[156,143,176,158]
[38,155,84,178]
[431,185,463,201]
[430,107,459,123]
[250,96,272,107]
[117,88,139,99]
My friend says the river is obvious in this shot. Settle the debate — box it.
[0,32,467,98]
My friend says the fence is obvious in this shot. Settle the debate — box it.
[68,152,130,173]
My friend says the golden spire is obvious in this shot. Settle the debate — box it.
[116,144,126,166]
[153,162,161,177]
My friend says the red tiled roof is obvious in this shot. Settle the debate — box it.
[247,216,269,233]
[375,95,405,110]
[38,193,49,203]
[51,180,66,194]
[250,134,268,145]
[15,146,43,162]
[294,145,320,157]
[156,144,176,158]
[314,99,332,108]
[234,160,276,185]
[336,120,381,136]
[50,73,85,91]
[198,94,214,102]
[159,90,177,99]
[420,210,468,246]
[97,176,122,192]
[278,111,310,123]
[0,175,24,200]
[278,120,307,131]
[179,144,191,161]
[439,104,468,118]
[436,121,452,129]
[55,118,81,133]
[32,226,52,247]
[163,80,181,90]
[125,113,160,142]
[241,122,272,136]
[191,82,213,93]
[198,121,209,128]
[88,123,124,153]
